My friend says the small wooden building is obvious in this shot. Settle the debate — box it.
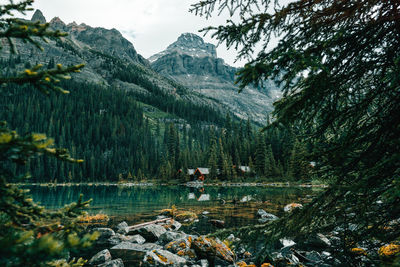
[188,168,209,181]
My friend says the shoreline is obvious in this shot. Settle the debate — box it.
[12,182,328,188]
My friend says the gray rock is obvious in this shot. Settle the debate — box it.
[110,242,161,265]
[108,233,146,246]
[257,209,268,217]
[116,221,129,234]
[164,238,191,254]
[143,249,187,266]
[127,224,167,242]
[170,220,182,231]
[257,209,279,221]
[158,231,187,245]
[92,228,116,245]
[129,234,146,244]
[280,238,296,248]
[97,258,124,267]
[88,249,112,265]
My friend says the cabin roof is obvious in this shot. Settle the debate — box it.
[239,166,251,172]
[188,169,195,175]
[196,168,210,175]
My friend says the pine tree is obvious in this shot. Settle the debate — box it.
[254,133,266,176]
[0,1,96,266]
[191,0,400,264]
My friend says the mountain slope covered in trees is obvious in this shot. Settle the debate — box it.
[0,10,311,183]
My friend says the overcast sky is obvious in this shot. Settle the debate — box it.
[21,0,253,67]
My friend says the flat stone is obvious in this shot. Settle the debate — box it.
[109,234,146,246]
[127,224,167,242]
[88,249,112,265]
[143,249,187,266]
[110,242,161,265]
[97,258,124,267]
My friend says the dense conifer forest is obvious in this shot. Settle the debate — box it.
[1,73,311,183]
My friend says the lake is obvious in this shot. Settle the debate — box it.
[24,184,322,234]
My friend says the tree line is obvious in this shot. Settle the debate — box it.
[0,68,311,183]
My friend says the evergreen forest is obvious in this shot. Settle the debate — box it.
[1,72,311,183]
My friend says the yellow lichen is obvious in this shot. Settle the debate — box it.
[236,261,248,267]
[177,250,185,256]
[155,252,169,263]
[179,242,186,249]
[378,243,400,257]
[261,263,274,267]
[78,214,109,223]
[350,248,367,256]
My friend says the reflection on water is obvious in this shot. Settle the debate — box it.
[23,184,321,233]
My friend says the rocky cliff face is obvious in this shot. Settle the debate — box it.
[149,33,281,124]
[1,10,231,121]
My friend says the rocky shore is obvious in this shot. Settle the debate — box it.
[83,204,399,266]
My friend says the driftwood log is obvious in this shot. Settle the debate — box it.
[126,218,172,231]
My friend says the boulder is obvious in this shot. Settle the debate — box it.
[143,249,187,266]
[284,203,303,212]
[192,236,234,264]
[92,228,116,245]
[110,242,161,265]
[116,221,129,234]
[158,231,187,245]
[88,249,112,265]
[109,234,146,246]
[97,258,124,267]
[127,224,167,242]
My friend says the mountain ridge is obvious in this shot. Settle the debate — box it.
[149,33,281,123]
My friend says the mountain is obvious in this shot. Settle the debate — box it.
[0,10,299,183]
[149,33,281,124]
[1,10,231,125]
